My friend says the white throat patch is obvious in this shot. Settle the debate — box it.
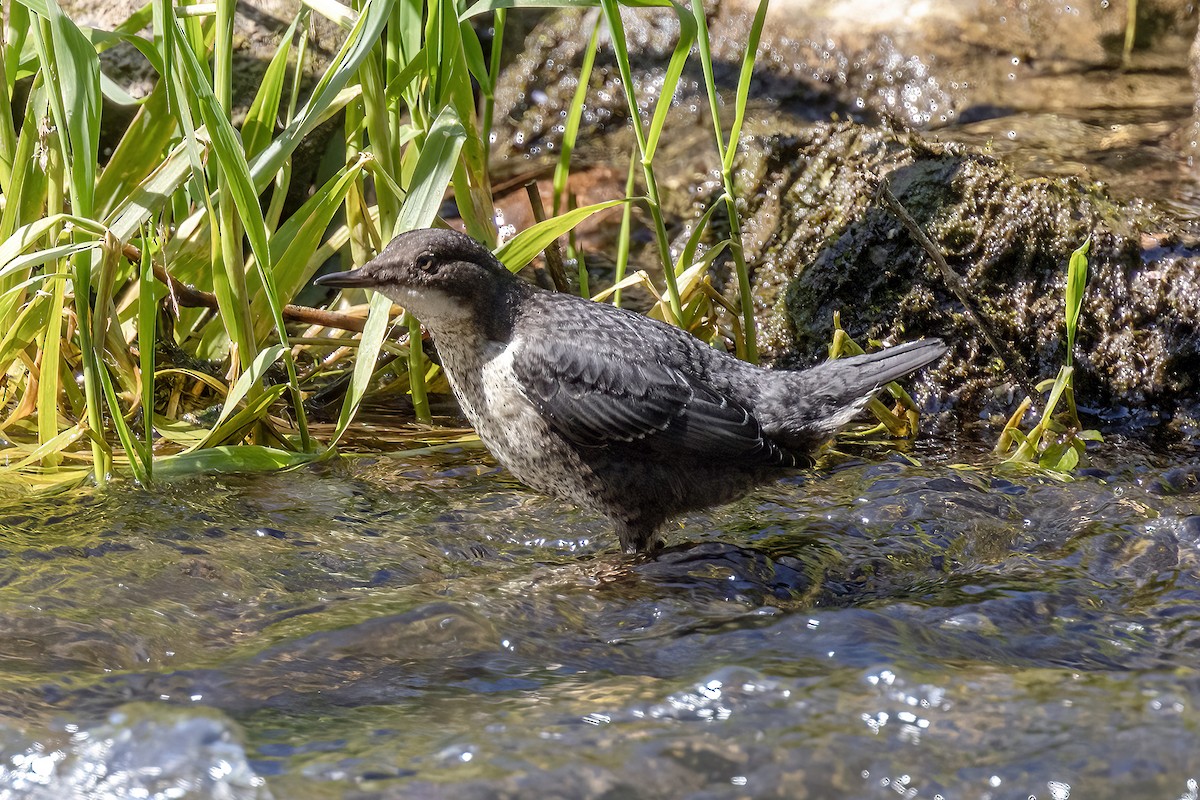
[378,286,474,331]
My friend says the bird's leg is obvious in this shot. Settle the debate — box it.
[616,518,665,554]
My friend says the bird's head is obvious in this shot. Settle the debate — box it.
[315,228,518,331]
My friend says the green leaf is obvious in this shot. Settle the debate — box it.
[137,230,157,480]
[333,107,467,433]
[1049,442,1080,472]
[156,445,318,479]
[458,17,492,94]
[395,106,467,234]
[104,135,201,242]
[248,0,394,184]
[170,12,271,289]
[197,384,289,449]
[672,195,725,276]
[330,292,393,447]
[0,241,97,281]
[99,71,146,106]
[97,353,149,484]
[37,0,101,217]
[723,0,768,172]
[193,344,286,451]
[242,13,300,158]
[644,1,695,163]
[550,20,600,214]
[495,199,629,270]
[1065,236,1090,367]
[1037,441,1064,468]
[95,84,178,216]
[0,292,54,374]
[169,6,314,448]
[0,424,88,472]
[249,159,366,340]
[0,215,100,268]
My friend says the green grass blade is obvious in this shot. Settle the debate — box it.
[1,85,49,244]
[105,135,199,241]
[2,424,89,473]
[722,0,768,172]
[330,292,393,446]
[480,7,505,160]
[249,0,393,184]
[94,84,177,217]
[96,352,147,484]
[3,3,30,99]
[395,106,466,234]
[643,1,694,163]
[672,196,724,275]
[137,228,157,480]
[249,158,367,339]
[29,4,109,477]
[242,13,299,159]
[156,445,316,479]
[201,385,291,449]
[398,107,469,421]
[689,0,761,360]
[0,216,99,267]
[458,14,491,94]
[170,9,313,448]
[599,0,681,323]
[551,19,600,214]
[36,252,68,469]
[38,0,100,218]
[496,198,629,270]
[0,241,98,282]
[196,343,286,450]
[612,148,637,307]
[0,39,16,190]
[170,12,269,289]
[0,291,56,377]
[1065,236,1090,368]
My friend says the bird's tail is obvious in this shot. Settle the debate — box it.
[771,338,947,445]
[822,338,947,397]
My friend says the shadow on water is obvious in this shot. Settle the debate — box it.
[0,439,1199,797]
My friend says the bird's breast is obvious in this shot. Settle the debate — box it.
[436,336,588,501]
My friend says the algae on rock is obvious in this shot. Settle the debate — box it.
[728,125,1200,430]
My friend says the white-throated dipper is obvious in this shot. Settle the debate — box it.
[317,228,946,552]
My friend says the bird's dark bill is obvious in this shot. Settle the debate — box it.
[314,269,378,289]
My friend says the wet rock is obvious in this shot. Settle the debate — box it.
[723,125,1200,429]
[1149,464,1200,495]
[491,0,1195,167]
[489,1,956,171]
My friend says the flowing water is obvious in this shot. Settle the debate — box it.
[1,436,1199,799]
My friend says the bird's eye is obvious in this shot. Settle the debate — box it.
[414,253,436,271]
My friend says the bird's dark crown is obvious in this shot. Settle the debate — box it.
[363,228,514,298]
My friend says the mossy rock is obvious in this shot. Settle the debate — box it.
[729,123,1200,432]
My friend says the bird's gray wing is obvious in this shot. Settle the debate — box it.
[511,331,797,466]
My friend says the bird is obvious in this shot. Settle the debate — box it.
[316,228,946,553]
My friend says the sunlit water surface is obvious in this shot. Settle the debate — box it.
[0,439,1198,799]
